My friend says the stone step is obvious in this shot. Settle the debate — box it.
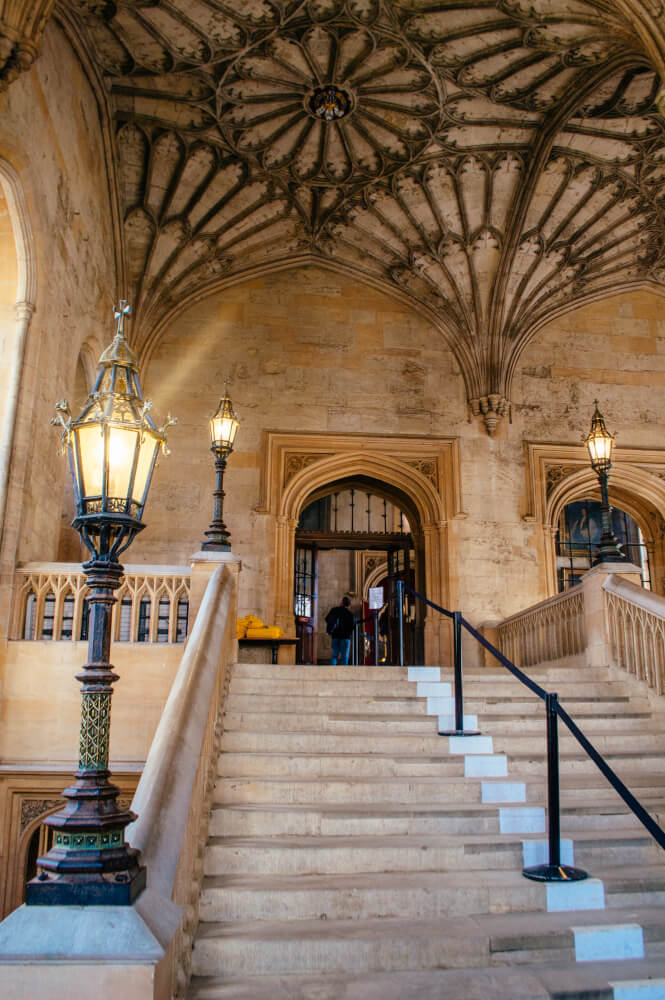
[219,727,665,758]
[216,751,466,779]
[229,677,422,697]
[198,865,665,925]
[220,710,657,739]
[462,697,651,715]
[504,751,665,779]
[198,869,546,923]
[222,711,440,734]
[232,661,626,687]
[495,732,665,754]
[229,674,635,701]
[203,830,658,878]
[188,958,665,1000]
[224,692,647,717]
[225,694,428,715]
[221,731,455,755]
[209,802,657,839]
[214,775,491,806]
[215,768,665,807]
[480,714,656,735]
[190,907,665,978]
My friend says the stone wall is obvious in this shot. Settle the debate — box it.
[130,270,665,630]
[0,18,116,576]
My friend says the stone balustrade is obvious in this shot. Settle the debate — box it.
[496,585,586,668]
[12,562,190,644]
[603,574,665,696]
[494,563,664,691]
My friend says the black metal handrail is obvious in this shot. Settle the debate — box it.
[397,580,665,882]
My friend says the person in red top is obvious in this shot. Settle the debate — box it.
[325,596,354,665]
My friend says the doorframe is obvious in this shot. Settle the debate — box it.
[257,431,465,665]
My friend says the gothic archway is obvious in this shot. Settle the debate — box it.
[259,431,464,665]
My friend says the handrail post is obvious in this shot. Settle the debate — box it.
[523,691,587,883]
[439,611,478,736]
[373,609,379,666]
[397,579,404,667]
[453,611,463,733]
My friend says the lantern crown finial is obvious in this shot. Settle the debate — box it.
[100,301,138,371]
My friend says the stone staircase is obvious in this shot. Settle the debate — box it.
[187,658,665,999]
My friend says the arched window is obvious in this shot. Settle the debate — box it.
[41,592,56,639]
[176,597,189,642]
[156,596,170,643]
[137,597,151,643]
[556,499,650,591]
[117,596,132,642]
[23,590,36,639]
[60,590,75,639]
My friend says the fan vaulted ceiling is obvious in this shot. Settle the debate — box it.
[63,0,665,430]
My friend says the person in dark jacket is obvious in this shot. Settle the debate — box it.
[325,596,354,665]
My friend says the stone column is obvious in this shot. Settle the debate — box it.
[189,549,240,627]
[581,562,642,668]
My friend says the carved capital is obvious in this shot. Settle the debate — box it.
[0,0,55,91]
[469,394,510,436]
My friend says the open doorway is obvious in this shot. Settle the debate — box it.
[293,476,424,665]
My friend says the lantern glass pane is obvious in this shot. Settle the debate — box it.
[77,425,104,499]
[107,426,138,502]
[210,413,238,449]
[133,431,160,507]
[68,442,83,505]
[587,433,612,466]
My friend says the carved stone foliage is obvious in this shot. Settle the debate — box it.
[284,452,329,486]
[546,464,581,497]
[60,0,665,431]
[405,458,438,487]
[20,798,62,833]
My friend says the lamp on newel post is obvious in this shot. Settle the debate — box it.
[584,401,627,564]
[202,387,239,551]
[25,301,176,905]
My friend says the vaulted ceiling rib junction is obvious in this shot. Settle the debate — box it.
[62,0,665,432]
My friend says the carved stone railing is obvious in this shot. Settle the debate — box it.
[603,574,665,696]
[12,562,190,643]
[127,559,238,998]
[497,584,586,668]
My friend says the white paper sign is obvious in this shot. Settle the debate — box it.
[368,587,384,610]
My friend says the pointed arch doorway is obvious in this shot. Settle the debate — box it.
[257,432,465,666]
[295,475,422,664]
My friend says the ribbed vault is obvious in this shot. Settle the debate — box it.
[54,0,665,429]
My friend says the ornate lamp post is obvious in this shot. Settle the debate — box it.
[202,388,239,551]
[25,302,175,905]
[584,401,627,564]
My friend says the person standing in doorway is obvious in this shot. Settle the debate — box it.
[325,596,354,665]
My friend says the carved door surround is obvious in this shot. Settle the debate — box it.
[257,431,465,665]
[524,442,665,597]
